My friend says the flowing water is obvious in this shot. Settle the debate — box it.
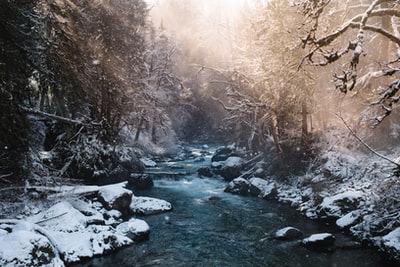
[76,145,393,267]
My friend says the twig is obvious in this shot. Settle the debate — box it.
[35,212,68,225]
[336,114,400,168]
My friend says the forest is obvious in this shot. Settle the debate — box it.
[1,0,400,266]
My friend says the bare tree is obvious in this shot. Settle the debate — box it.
[295,0,400,126]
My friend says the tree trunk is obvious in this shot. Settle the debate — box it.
[151,115,157,143]
[301,100,309,147]
[134,116,145,142]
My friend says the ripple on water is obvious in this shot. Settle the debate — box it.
[73,150,392,267]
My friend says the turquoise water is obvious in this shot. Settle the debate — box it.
[74,146,393,267]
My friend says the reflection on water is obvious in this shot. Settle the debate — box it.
[74,146,393,267]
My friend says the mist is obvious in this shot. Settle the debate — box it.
[146,0,250,67]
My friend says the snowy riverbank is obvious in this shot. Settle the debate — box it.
[0,182,171,266]
[221,145,400,262]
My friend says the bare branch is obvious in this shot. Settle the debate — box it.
[337,114,400,168]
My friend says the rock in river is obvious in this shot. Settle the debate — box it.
[219,156,245,181]
[302,233,336,250]
[130,173,154,190]
[273,227,303,241]
[131,196,172,215]
[97,182,133,213]
[116,218,150,242]
[224,178,250,195]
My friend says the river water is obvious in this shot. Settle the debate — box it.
[76,146,393,267]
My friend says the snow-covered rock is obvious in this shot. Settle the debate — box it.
[0,181,177,265]
[131,197,172,215]
[249,177,277,199]
[273,227,303,241]
[382,228,400,261]
[140,158,157,167]
[211,146,239,162]
[0,227,65,267]
[302,233,336,250]
[98,182,133,212]
[317,190,364,219]
[0,201,136,265]
[220,156,245,181]
[224,178,250,195]
[116,218,150,242]
[336,210,361,229]
[27,201,132,263]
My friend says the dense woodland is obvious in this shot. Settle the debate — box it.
[1,0,400,185]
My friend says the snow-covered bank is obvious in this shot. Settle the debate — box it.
[211,144,400,262]
[272,148,400,262]
[0,182,171,266]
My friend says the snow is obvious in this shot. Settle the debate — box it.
[0,181,173,265]
[25,201,132,263]
[116,218,150,238]
[140,157,157,167]
[98,182,132,206]
[224,156,244,167]
[304,233,333,242]
[318,190,364,217]
[382,228,400,252]
[0,229,65,267]
[249,177,276,198]
[276,227,293,238]
[274,227,302,239]
[131,196,172,215]
[336,211,360,228]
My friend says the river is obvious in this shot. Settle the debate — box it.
[75,145,393,267]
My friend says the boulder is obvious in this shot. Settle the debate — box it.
[336,210,361,229]
[381,227,400,261]
[211,146,239,162]
[220,157,245,181]
[273,227,303,241]
[224,178,250,195]
[130,173,154,190]
[302,233,336,250]
[0,228,64,267]
[26,201,133,264]
[197,166,214,177]
[116,218,150,242]
[249,177,277,199]
[140,158,157,167]
[131,196,172,215]
[317,190,364,220]
[97,182,133,213]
